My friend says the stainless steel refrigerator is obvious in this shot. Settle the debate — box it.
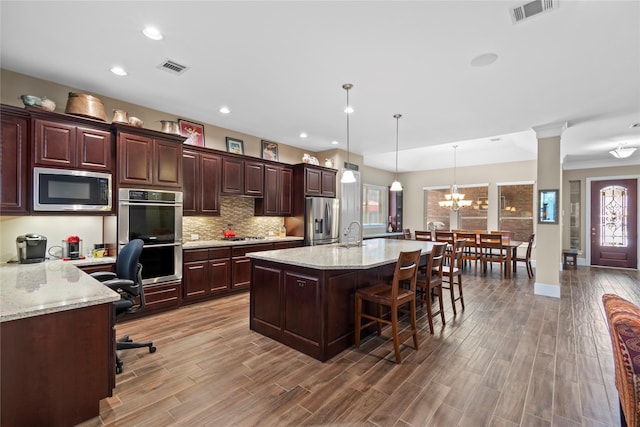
[305,197,340,245]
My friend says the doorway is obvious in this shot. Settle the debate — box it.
[590,178,638,268]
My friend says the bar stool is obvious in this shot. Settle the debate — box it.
[354,249,422,364]
[441,239,466,316]
[416,243,446,334]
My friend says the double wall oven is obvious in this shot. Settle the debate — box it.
[118,188,183,285]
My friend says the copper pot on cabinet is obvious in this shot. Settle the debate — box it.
[112,109,129,123]
[160,120,181,135]
[64,92,107,121]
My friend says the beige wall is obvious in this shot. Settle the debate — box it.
[401,160,537,233]
[1,69,311,165]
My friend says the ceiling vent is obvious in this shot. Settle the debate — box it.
[157,59,189,75]
[510,0,559,24]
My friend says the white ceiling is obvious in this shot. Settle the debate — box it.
[1,1,639,172]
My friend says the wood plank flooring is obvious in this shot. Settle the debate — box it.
[78,265,640,427]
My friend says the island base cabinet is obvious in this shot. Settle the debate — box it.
[251,260,383,362]
[1,303,114,427]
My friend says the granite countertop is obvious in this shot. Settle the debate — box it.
[364,231,404,239]
[183,236,303,249]
[0,260,120,323]
[247,238,436,270]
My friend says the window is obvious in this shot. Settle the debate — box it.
[362,184,387,226]
[600,185,629,247]
[424,188,450,230]
[498,183,534,241]
[459,185,488,231]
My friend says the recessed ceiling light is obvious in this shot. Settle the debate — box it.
[300,132,308,138]
[631,123,640,128]
[331,140,339,145]
[470,53,499,67]
[344,106,354,114]
[110,66,127,76]
[490,137,501,142]
[219,106,230,114]
[143,26,163,41]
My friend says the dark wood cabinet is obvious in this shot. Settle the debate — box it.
[221,155,264,196]
[77,263,115,275]
[116,126,183,188]
[183,247,232,301]
[284,272,319,342]
[293,164,337,198]
[33,117,112,172]
[1,105,29,214]
[231,243,272,290]
[255,164,292,216]
[182,147,221,216]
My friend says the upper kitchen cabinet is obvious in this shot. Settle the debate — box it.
[115,125,184,189]
[255,163,292,216]
[1,105,30,214]
[293,164,336,198]
[221,154,264,197]
[31,109,112,172]
[183,146,221,216]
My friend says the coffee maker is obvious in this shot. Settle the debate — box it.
[64,235,83,260]
[16,234,47,264]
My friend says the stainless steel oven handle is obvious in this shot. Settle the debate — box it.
[118,242,182,247]
[119,202,182,207]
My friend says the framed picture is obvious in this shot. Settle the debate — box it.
[226,137,244,155]
[538,189,559,224]
[261,140,278,161]
[178,119,205,146]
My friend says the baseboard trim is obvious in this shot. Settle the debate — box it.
[534,282,561,298]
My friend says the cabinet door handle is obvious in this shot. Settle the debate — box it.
[297,280,306,288]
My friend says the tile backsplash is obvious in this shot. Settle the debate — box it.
[182,196,284,241]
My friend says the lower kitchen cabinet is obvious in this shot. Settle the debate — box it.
[231,243,273,290]
[77,263,116,275]
[183,248,232,302]
[141,281,182,313]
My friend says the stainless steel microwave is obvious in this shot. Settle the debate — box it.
[33,167,112,212]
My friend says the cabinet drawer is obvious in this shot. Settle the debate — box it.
[209,247,230,259]
[143,281,181,310]
[232,243,274,257]
[184,248,209,262]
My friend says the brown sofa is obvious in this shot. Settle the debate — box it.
[602,294,640,427]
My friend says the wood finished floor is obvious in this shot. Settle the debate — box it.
[78,265,640,427]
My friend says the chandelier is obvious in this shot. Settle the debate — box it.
[439,145,472,211]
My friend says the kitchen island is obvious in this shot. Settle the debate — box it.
[1,260,119,427]
[248,238,436,361]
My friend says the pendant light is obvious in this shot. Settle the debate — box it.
[438,145,472,210]
[390,114,403,192]
[341,83,356,184]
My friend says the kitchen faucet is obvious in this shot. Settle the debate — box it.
[344,221,363,247]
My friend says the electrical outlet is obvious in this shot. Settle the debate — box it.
[191,234,199,240]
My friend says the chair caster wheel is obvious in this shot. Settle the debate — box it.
[116,364,123,374]
[150,346,156,353]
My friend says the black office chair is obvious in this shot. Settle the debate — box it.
[91,239,156,374]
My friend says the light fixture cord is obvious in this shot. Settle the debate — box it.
[395,116,399,181]
[346,87,350,166]
[453,145,458,186]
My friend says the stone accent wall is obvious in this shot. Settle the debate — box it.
[182,196,284,241]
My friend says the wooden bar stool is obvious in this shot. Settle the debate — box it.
[354,249,422,363]
[441,239,466,316]
[416,243,446,334]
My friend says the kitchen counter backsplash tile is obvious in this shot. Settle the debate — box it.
[183,196,284,241]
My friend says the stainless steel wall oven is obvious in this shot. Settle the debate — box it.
[118,188,183,285]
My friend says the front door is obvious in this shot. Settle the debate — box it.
[590,178,638,268]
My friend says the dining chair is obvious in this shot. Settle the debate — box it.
[354,249,422,364]
[456,231,480,271]
[441,239,466,316]
[479,233,508,277]
[416,243,446,334]
[434,230,455,244]
[516,233,535,278]
[414,230,433,241]
[402,228,412,240]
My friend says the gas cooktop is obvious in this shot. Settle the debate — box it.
[221,236,266,241]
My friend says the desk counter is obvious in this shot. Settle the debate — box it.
[1,260,119,322]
